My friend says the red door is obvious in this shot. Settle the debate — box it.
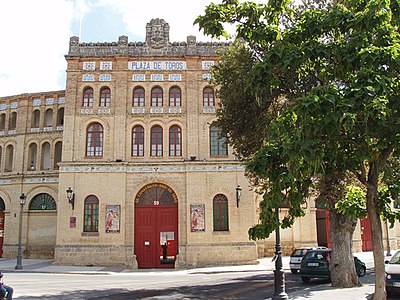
[0,211,4,257]
[134,183,178,269]
[360,217,373,251]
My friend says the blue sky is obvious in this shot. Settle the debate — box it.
[0,0,238,97]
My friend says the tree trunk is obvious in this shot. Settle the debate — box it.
[366,184,386,300]
[330,211,360,287]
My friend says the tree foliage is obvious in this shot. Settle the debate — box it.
[197,0,400,298]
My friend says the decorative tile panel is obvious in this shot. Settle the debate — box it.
[202,74,211,81]
[80,108,94,114]
[82,74,95,81]
[132,74,146,81]
[33,99,41,106]
[169,74,181,81]
[8,129,16,135]
[83,62,96,70]
[203,107,216,114]
[99,74,112,81]
[150,74,163,81]
[30,128,40,133]
[168,107,182,114]
[10,102,18,109]
[202,61,215,70]
[100,61,112,70]
[56,126,63,131]
[132,108,145,114]
[150,107,164,114]
[98,108,111,114]
[45,98,54,105]
[43,126,52,132]
[0,104,6,110]
[58,97,65,104]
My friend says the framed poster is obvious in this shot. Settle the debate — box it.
[105,205,120,233]
[190,204,205,232]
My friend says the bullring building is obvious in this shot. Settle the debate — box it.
[0,19,395,269]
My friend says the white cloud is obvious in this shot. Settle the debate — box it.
[0,0,73,97]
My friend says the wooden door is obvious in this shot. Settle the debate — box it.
[360,217,373,251]
[134,183,178,269]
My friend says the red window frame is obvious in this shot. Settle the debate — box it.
[82,87,94,107]
[169,125,182,156]
[133,87,145,107]
[99,87,111,107]
[213,194,229,231]
[84,195,99,232]
[203,87,214,106]
[151,125,163,156]
[169,87,181,106]
[132,125,144,156]
[151,87,163,107]
[86,122,103,157]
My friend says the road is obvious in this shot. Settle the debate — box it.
[5,268,375,299]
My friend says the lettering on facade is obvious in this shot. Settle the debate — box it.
[151,74,164,81]
[128,61,186,71]
[99,74,112,81]
[135,183,178,203]
[169,74,181,81]
[202,61,215,70]
[82,74,95,81]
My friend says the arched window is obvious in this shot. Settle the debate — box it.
[203,87,215,106]
[0,198,5,211]
[210,125,228,157]
[41,142,51,170]
[132,126,144,157]
[169,87,181,107]
[32,110,40,128]
[0,114,5,131]
[150,125,163,157]
[213,194,229,231]
[99,87,111,107]
[133,87,145,107]
[28,143,37,170]
[54,141,62,169]
[29,193,56,210]
[45,109,53,127]
[5,145,13,172]
[151,87,163,107]
[169,125,182,156]
[82,87,94,107]
[56,108,64,126]
[9,112,17,130]
[86,123,103,157]
[84,195,99,232]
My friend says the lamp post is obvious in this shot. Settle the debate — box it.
[236,185,242,208]
[272,206,288,300]
[66,187,75,210]
[15,193,26,270]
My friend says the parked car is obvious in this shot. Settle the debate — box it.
[300,249,366,282]
[385,249,400,296]
[289,246,327,274]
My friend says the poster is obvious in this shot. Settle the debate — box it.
[190,204,205,232]
[105,205,120,233]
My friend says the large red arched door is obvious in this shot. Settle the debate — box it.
[360,216,373,251]
[134,183,178,269]
[316,208,331,248]
[0,198,5,257]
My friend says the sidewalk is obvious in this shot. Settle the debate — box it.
[0,251,387,299]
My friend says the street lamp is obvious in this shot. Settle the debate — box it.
[272,206,288,300]
[66,187,75,210]
[236,185,242,208]
[15,193,26,270]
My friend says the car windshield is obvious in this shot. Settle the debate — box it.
[389,251,400,264]
[292,249,307,257]
[304,251,328,260]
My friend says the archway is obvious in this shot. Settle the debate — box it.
[134,183,178,268]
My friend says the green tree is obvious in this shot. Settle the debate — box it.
[197,0,400,298]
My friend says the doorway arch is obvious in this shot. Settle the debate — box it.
[0,197,4,257]
[134,183,178,268]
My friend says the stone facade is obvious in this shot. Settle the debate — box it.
[0,19,398,269]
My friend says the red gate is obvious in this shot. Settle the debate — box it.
[360,217,373,251]
[134,183,178,269]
